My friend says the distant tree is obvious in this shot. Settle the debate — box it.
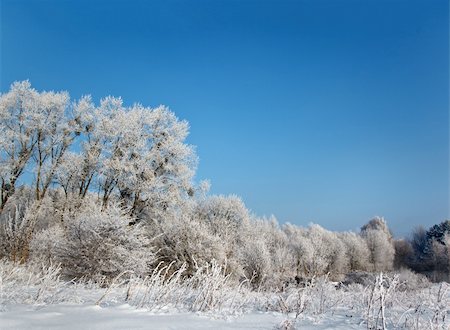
[410,226,428,258]
[426,220,450,245]
[284,224,347,279]
[254,216,295,287]
[194,195,250,244]
[339,231,371,272]
[361,216,392,241]
[430,235,450,281]
[424,221,450,281]
[393,238,414,269]
[149,197,228,277]
[361,218,395,271]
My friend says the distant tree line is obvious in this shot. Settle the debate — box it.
[0,82,448,288]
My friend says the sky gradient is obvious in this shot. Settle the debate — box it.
[1,0,449,236]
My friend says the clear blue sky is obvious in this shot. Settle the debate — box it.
[1,0,448,236]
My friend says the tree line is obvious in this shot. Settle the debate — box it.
[0,81,448,288]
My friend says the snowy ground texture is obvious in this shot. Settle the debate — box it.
[1,261,449,330]
[1,304,364,330]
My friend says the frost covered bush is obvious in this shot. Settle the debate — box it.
[236,217,295,290]
[152,213,227,277]
[283,224,348,280]
[341,271,376,287]
[192,195,253,278]
[0,203,37,262]
[395,268,430,291]
[29,226,65,266]
[238,236,272,289]
[39,202,154,280]
[253,217,295,289]
[338,231,371,272]
[195,195,250,240]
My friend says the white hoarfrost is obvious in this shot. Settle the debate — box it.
[0,261,449,329]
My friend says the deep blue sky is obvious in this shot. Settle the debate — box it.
[1,0,448,236]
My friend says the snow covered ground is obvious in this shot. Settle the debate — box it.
[1,304,364,330]
[1,261,448,329]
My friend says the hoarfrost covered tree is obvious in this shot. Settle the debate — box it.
[361,217,395,271]
[193,195,251,275]
[339,231,371,272]
[401,221,450,280]
[152,207,227,277]
[238,233,272,288]
[361,216,393,241]
[284,223,314,278]
[430,235,450,281]
[0,81,196,216]
[1,81,197,266]
[409,226,430,271]
[425,221,450,281]
[0,81,78,210]
[284,223,348,279]
[55,95,100,201]
[306,224,348,278]
[195,195,250,247]
[56,95,197,217]
[242,216,295,288]
[426,220,450,246]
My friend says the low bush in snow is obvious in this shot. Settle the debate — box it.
[30,202,154,280]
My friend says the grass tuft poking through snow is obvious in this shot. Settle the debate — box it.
[1,260,449,329]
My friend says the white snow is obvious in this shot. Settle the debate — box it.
[0,304,364,330]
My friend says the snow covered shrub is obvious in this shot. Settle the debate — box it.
[29,225,65,266]
[362,228,395,271]
[239,217,295,289]
[341,271,376,287]
[395,268,430,291]
[52,202,153,280]
[195,195,250,246]
[283,224,314,278]
[0,204,36,262]
[364,273,399,330]
[339,231,371,272]
[284,224,348,279]
[238,236,272,289]
[152,212,227,277]
[193,195,252,277]
[195,195,250,238]
[404,282,450,330]
[256,217,296,289]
